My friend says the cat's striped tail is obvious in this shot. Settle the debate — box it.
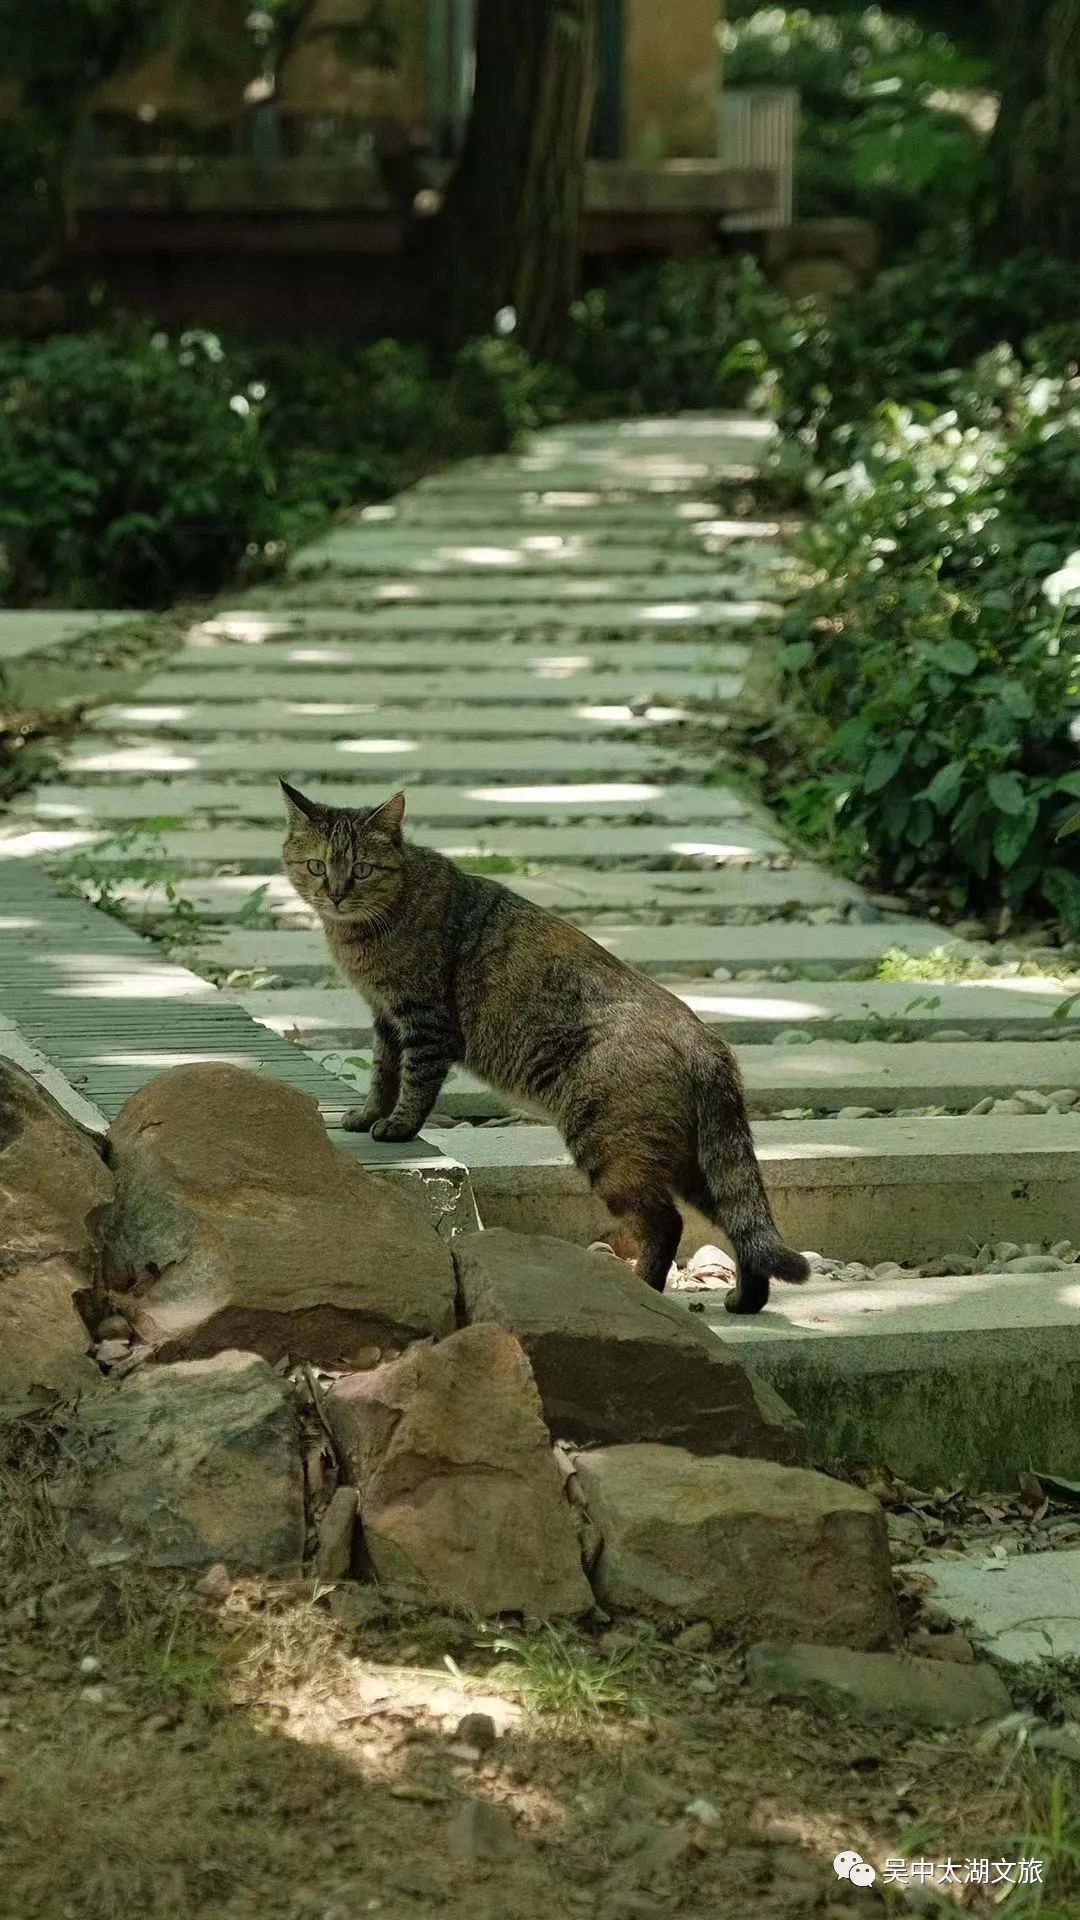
[694,1058,810,1315]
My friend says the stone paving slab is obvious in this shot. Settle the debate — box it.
[416,1116,1080,1267]
[292,538,732,578]
[58,737,681,779]
[899,1549,1080,1663]
[255,594,777,630]
[742,1038,1080,1110]
[191,920,960,984]
[225,981,1078,1045]
[215,978,1080,1044]
[5,819,786,867]
[24,779,760,828]
[137,668,740,705]
[84,698,719,738]
[0,610,136,662]
[297,1039,1080,1120]
[178,634,751,672]
[110,861,859,924]
[708,1269,1080,1486]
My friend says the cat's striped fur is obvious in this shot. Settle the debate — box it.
[281,781,809,1313]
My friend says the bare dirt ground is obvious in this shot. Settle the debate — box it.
[1,1422,1078,1920]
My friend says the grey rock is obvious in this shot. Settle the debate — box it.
[0,1059,112,1403]
[325,1323,593,1617]
[315,1485,359,1581]
[447,1798,522,1866]
[574,1444,898,1647]
[1000,1254,1066,1274]
[58,1349,305,1572]
[105,1063,456,1367]
[453,1227,805,1463]
[747,1641,1011,1726]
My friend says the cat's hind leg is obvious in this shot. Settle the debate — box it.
[591,1156,683,1292]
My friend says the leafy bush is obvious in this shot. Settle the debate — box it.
[722,7,991,238]
[776,367,1080,925]
[0,325,555,606]
[774,237,1080,460]
[564,255,801,416]
[0,327,278,605]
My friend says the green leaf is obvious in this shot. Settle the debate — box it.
[988,772,1026,816]
[926,638,979,676]
[781,640,814,673]
[1042,866,1080,931]
[925,760,965,812]
[863,732,913,794]
[993,799,1038,871]
[1055,773,1080,799]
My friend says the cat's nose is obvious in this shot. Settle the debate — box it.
[327,887,349,907]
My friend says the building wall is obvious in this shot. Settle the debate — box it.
[624,0,720,160]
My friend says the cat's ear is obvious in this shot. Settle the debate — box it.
[366,790,406,836]
[280,778,323,825]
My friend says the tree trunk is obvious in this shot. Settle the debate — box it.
[989,0,1080,260]
[418,0,600,360]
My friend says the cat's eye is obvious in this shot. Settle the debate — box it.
[352,861,374,881]
[306,859,326,877]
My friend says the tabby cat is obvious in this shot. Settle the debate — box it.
[281,781,809,1314]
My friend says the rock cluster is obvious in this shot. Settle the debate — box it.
[4,1059,903,1649]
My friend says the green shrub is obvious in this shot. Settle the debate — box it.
[564,255,800,416]
[0,326,547,605]
[722,6,990,238]
[777,379,1080,924]
[0,327,278,606]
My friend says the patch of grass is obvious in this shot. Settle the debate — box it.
[482,1624,649,1729]
[457,854,528,876]
[1000,1774,1080,1916]
[56,820,201,945]
[874,945,989,983]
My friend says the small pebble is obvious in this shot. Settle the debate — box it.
[1000,1254,1067,1273]
[994,1242,1022,1262]
[95,1340,133,1364]
[194,1563,233,1602]
[908,1630,975,1665]
[1014,1089,1052,1113]
[1050,1089,1080,1110]
[78,1655,100,1676]
[1051,1240,1076,1260]
[968,1096,994,1116]
[991,1098,1026,1114]
[95,1314,131,1342]
[935,1029,971,1042]
[454,1712,497,1753]
[711,967,733,982]
[837,1106,879,1120]
[772,1029,816,1048]
[869,1261,903,1280]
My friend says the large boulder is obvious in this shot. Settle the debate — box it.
[325,1323,593,1617]
[105,1064,456,1366]
[57,1349,305,1572]
[454,1228,805,1462]
[746,1642,1011,1727]
[0,1059,112,1403]
[573,1444,898,1648]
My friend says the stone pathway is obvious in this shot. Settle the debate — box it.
[4,413,1080,1475]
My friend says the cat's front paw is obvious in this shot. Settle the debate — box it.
[370,1115,421,1142]
[342,1104,381,1133]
